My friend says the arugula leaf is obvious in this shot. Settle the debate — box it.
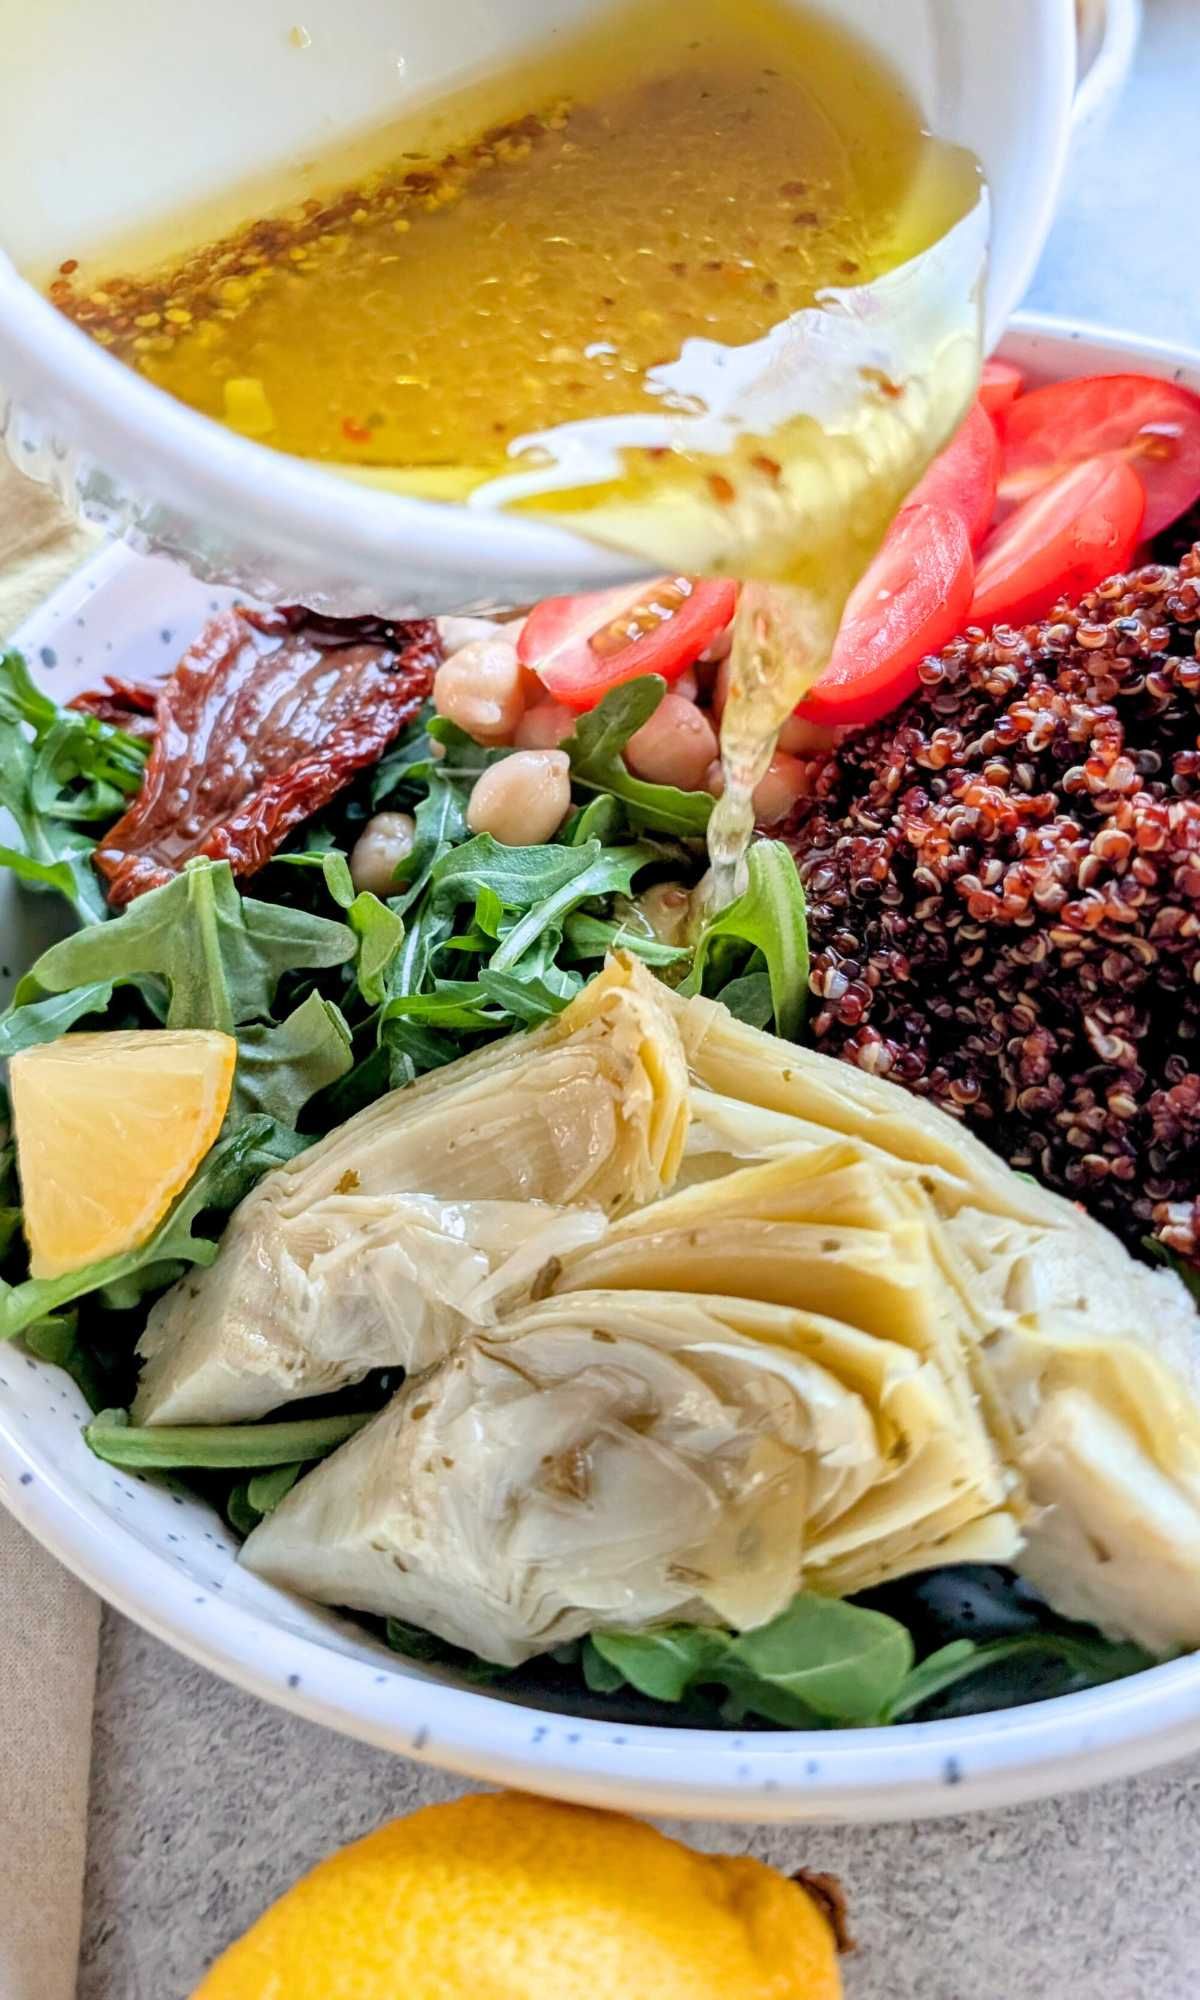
[16,859,355,1032]
[490,844,655,971]
[0,651,148,922]
[380,1016,464,1085]
[0,1115,306,1340]
[394,771,470,914]
[0,845,78,900]
[473,883,504,941]
[424,716,513,778]
[590,1592,915,1727]
[0,654,146,798]
[477,965,578,1024]
[0,726,109,920]
[85,1407,369,1470]
[246,1461,303,1513]
[580,1642,628,1695]
[22,1311,108,1413]
[429,834,597,915]
[233,992,353,1125]
[562,911,690,968]
[727,1596,913,1721]
[882,1632,1155,1723]
[314,849,356,909]
[562,793,626,848]
[384,1614,511,1685]
[0,651,58,734]
[563,679,713,837]
[348,893,405,1005]
[379,981,502,1032]
[0,982,116,1058]
[369,713,440,805]
[685,841,808,1041]
[713,967,774,1028]
[385,904,454,1004]
[588,1626,731,1704]
[226,1484,262,1536]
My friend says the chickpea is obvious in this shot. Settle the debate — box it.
[466,749,572,846]
[777,713,837,756]
[704,750,810,826]
[434,636,524,744]
[753,751,811,824]
[515,699,576,750]
[624,691,718,792]
[349,811,417,896]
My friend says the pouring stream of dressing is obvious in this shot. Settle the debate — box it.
[704,201,988,903]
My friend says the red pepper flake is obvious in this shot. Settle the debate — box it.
[58,257,80,276]
[707,472,736,504]
[861,367,904,400]
[341,417,373,445]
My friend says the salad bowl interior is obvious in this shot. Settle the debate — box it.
[3,315,1200,1823]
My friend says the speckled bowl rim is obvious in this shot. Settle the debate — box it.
[4,310,1200,1824]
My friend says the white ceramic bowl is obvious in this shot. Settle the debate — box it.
[1075,0,1142,138]
[4,308,1200,1824]
[0,0,1077,615]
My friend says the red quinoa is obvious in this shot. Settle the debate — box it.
[786,545,1200,1270]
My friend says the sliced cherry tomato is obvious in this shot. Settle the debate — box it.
[979,358,1025,418]
[969,453,1145,631]
[905,400,999,549]
[998,373,1200,537]
[796,502,974,728]
[518,575,737,711]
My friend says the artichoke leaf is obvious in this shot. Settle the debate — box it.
[241,1287,1013,1666]
[134,955,688,1425]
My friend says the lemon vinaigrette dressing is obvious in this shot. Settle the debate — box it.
[51,0,987,900]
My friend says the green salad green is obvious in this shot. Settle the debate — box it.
[0,647,1154,1729]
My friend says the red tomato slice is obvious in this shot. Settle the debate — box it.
[905,400,999,549]
[998,372,1200,537]
[518,575,737,710]
[979,358,1025,417]
[796,502,975,729]
[969,453,1145,630]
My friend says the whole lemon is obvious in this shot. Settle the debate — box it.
[192,1790,843,2000]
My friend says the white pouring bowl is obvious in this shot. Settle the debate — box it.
[3,310,1200,1823]
[0,0,1076,614]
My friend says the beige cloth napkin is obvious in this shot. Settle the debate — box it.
[0,457,103,2000]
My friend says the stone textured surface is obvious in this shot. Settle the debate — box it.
[81,1610,1200,2000]
[78,5,1200,1996]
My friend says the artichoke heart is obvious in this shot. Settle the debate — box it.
[134,956,689,1426]
[241,1288,1015,1664]
[666,993,1200,1653]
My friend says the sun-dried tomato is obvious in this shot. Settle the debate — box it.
[69,675,160,739]
[92,606,439,905]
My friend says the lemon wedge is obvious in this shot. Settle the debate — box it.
[10,1030,237,1278]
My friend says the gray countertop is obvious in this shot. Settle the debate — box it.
[78,6,1200,1996]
